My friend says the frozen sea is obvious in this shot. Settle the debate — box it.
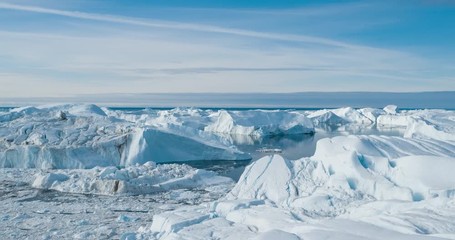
[1,104,454,239]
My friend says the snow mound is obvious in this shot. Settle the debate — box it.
[32,162,234,195]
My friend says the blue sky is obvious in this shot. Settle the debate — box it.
[0,0,454,97]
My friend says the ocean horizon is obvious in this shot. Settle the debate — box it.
[1,91,454,109]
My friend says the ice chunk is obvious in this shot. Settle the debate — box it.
[383,105,398,114]
[310,111,347,126]
[32,172,69,188]
[122,128,250,165]
[31,162,234,195]
[307,107,374,125]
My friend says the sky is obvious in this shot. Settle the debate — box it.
[1,0,455,97]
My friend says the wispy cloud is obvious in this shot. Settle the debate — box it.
[0,26,439,97]
[0,2,370,49]
[165,2,373,16]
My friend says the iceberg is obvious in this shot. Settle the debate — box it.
[230,135,455,208]
[0,104,250,169]
[377,109,455,141]
[142,134,455,239]
[307,107,375,125]
[204,110,314,136]
[107,107,315,137]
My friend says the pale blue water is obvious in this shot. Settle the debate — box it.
[4,92,453,109]
[198,128,403,181]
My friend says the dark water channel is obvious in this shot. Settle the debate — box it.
[183,125,405,181]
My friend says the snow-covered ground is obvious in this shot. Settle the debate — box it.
[1,104,455,239]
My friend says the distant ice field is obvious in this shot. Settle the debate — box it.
[104,107,405,180]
